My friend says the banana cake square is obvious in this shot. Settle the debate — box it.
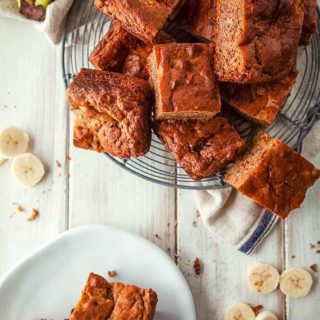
[89,23,174,80]
[174,0,216,41]
[214,0,304,83]
[224,132,320,219]
[220,69,298,126]
[153,116,246,180]
[69,273,158,320]
[94,0,182,43]
[148,43,221,120]
[300,0,318,45]
[66,68,152,158]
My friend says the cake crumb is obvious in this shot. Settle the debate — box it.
[27,209,39,221]
[250,304,263,316]
[56,160,62,168]
[317,240,320,245]
[108,270,117,277]
[291,255,296,259]
[155,234,161,240]
[310,264,318,273]
[13,203,24,212]
[66,155,71,161]
[310,243,315,249]
[316,250,320,255]
[192,221,197,227]
[193,258,202,275]
[196,210,201,218]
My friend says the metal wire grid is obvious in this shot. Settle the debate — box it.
[62,0,320,190]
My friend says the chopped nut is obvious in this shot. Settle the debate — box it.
[310,264,318,273]
[291,255,296,259]
[108,270,117,277]
[250,305,263,316]
[27,209,39,221]
[155,234,161,240]
[56,160,62,168]
[193,258,202,275]
[66,155,71,161]
[310,243,316,249]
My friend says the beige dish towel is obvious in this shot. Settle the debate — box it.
[0,0,74,43]
[194,120,320,255]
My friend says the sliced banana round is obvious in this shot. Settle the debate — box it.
[0,157,7,165]
[224,303,255,320]
[247,263,280,294]
[280,267,313,298]
[256,310,278,320]
[0,126,29,158]
[12,153,45,188]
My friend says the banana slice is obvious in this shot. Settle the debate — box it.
[247,263,280,294]
[256,311,278,320]
[224,303,255,320]
[12,153,45,188]
[0,126,29,158]
[280,268,313,298]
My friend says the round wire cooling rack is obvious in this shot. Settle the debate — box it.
[62,0,320,190]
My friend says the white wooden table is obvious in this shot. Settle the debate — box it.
[0,18,319,320]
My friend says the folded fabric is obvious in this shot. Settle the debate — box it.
[0,0,74,43]
[194,118,320,255]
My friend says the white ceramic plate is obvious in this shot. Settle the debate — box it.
[0,225,195,320]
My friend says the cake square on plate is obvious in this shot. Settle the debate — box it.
[154,116,246,180]
[69,273,158,320]
[149,43,221,120]
[67,68,152,158]
[224,132,320,218]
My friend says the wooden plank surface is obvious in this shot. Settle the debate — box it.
[0,19,68,275]
[1,13,320,320]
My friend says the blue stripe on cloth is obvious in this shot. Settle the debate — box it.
[238,210,278,255]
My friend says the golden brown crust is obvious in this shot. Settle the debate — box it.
[90,24,174,80]
[300,0,318,45]
[154,117,246,180]
[215,0,304,83]
[221,69,298,125]
[149,43,221,120]
[89,23,141,72]
[94,0,182,43]
[224,132,320,218]
[174,0,216,41]
[70,273,158,320]
[67,69,152,158]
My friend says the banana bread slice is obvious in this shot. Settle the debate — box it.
[300,0,318,45]
[221,69,298,126]
[148,43,221,120]
[94,0,182,43]
[67,69,152,158]
[154,117,246,180]
[173,0,216,41]
[69,273,158,320]
[214,0,304,83]
[89,23,174,80]
[224,132,320,219]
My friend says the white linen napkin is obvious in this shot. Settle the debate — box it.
[0,0,74,43]
[194,118,320,255]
